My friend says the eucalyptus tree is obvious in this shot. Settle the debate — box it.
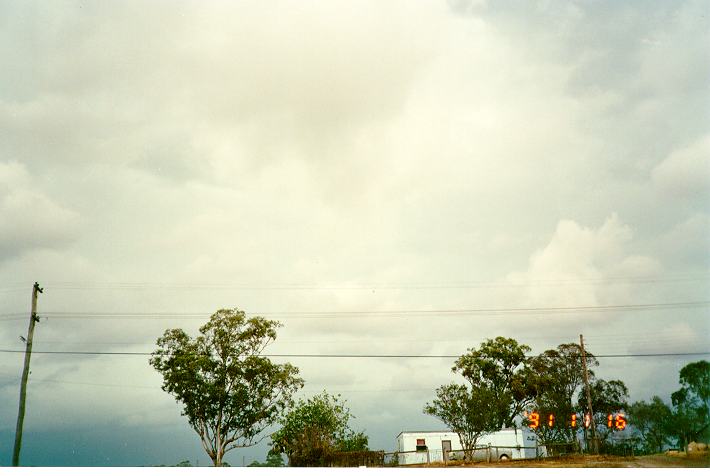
[424,383,499,461]
[424,337,533,460]
[628,397,673,453]
[670,360,710,449]
[150,308,303,466]
[526,343,598,447]
[453,337,534,429]
[580,379,629,446]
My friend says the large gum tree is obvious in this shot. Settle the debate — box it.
[453,337,534,429]
[150,308,304,466]
[424,337,533,461]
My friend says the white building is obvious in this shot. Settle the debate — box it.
[395,428,545,464]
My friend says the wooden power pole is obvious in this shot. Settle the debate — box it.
[579,334,597,454]
[12,282,43,467]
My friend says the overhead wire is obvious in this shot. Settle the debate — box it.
[1,272,708,292]
[0,326,702,345]
[1,300,706,322]
[0,348,707,358]
[0,373,434,394]
[1,281,706,412]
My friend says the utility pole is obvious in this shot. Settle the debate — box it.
[12,282,43,467]
[579,334,597,454]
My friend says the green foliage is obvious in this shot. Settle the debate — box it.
[337,430,369,452]
[628,396,673,453]
[150,308,304,467]
[626,360,710,453]
[670,360,710,448]
[271,392,369,466]
[248,452,286,467]
[526,343,598,446]
[580,379,629,444]
[424,384,500,460]
[679,360,710,408]
[453,337,533,429]
[587,379,629,415]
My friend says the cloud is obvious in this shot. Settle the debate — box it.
[627,322,705,356]
[656,213,710,270]
[0,0,708,466]
[0,162,81,261]
[0,0,442,199]
[652,134,710,202]
[506,214,662,314]
[447,0,488,16]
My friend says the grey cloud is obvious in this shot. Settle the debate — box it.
[0,162,81,261]
[129,132,209,183]
[451,0,709,177]
[447,0,487,16]
[652,134,710,202]
[0,0,708,466]
[656,213,710,270]
[1,1,438,190]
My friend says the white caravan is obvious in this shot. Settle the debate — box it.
[395,428,546,464]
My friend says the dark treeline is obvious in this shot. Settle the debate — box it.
[150,310,708,466]
[425,336,710,458]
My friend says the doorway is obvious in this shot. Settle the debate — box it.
[442,440,452,462]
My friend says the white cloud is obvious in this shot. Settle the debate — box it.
[656,212,710,270]
[0,0,708,465]
[0,162,81,260]
[652,134,710,201]
[508,214,660,307]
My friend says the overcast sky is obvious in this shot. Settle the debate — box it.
[1,0,709,467]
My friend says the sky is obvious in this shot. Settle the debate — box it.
[1,0,709,467]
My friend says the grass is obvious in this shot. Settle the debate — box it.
[406,451,709,468]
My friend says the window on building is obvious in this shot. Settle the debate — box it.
[416,438,427,451]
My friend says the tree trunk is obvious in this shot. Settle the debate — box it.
[462,437,475,462]
[213,450,224,467]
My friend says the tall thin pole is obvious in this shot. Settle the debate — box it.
[12,282,43,467]
[579,334,597,454]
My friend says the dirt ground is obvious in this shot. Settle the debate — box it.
[422,451,709,468]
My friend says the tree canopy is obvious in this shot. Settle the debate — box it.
[625,360,709,454]
[583,379,629,446]
[670,360,710,448]
[424,338,531,460]
[526,343,598,446]
[248,452,286,467]
[271,391,368,466]
[424,383,499,460]
[453,337,533,429]
[150,308,303,466]
[628,397,673,453]
[678,360,710,415]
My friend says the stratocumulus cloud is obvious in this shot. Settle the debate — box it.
[0,0,707,467]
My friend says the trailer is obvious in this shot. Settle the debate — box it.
[395,428,546,464]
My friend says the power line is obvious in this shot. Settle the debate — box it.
[0,313,27,320]
[0,374,434,394]
[1,327,704,347]
[0,376,155,390]
[1,300,706,321]
[0,349,707,358]
[6,331,701,347]
[2,273,708,292]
